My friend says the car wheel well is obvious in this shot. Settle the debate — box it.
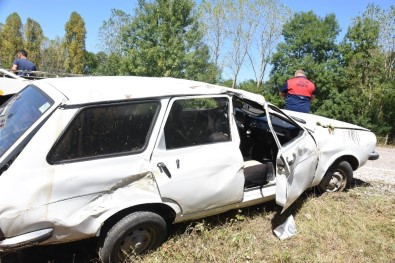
[333,155,359,171]
[98,203,176,238]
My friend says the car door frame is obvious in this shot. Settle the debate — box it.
[150,95,245,215]
[225,88,319,212]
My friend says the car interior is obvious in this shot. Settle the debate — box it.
[232,97,302,189]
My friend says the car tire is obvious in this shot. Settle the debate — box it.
[99,211,167,263]
[318,161,353,193]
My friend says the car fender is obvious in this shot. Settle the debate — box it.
[311,133,375,187]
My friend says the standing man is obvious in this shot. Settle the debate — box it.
[11,49,37,75]
[279,69,316,113]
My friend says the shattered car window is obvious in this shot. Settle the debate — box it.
[164,97,230,149]
[0,85,54,157]
[48,101,160,164]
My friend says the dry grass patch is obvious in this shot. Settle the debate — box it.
[139,184,395,263]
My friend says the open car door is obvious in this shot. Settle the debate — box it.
[264,104,319,212]
[226,88,318,212]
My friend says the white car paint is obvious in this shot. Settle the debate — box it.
[0,69,30,100]
[0,76,378,257]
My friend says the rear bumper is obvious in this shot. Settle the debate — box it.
[0,228,53,252]
[368,151,379,160]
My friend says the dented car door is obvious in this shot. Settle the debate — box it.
[265,105,319,212]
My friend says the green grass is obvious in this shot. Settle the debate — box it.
[136,183,395,263]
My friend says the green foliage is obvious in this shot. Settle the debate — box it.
[98,9,132,56]
[121,0,216,82]
[336,5,393,137]
[24,18,44,69]
[0,13,23,67]
[83,51,98,75]
[39,37,67,73]
[178,97,219,109]
[268,5,395,142]
[64,12,86,74]
[238,79,262,94]
[270,11,343,109]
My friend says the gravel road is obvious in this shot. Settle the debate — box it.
[354,146,395,185]
[353,146,395,196]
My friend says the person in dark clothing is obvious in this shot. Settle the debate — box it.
[279,69,316,113]
[11,49,37,76]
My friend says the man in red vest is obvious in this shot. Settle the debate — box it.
[279,69,316,113]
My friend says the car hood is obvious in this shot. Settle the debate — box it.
[282,110,369,132]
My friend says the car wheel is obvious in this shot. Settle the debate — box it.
[99,211,167,263]
[319,161,353,192]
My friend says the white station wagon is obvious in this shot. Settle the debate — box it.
[0,76,378,262]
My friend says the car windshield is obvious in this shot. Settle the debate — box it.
[0,85,54,157]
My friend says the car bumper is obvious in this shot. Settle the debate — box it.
[368,151,379,160]
[0,228,53,251]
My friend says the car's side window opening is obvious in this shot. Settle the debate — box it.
[233,97,304,189]
[268,113,303,146]
[164,97,230,150]
[48,101,160,164]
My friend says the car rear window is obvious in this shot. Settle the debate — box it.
[48,101,160,164]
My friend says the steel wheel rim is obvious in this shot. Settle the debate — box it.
[117,227,156,259]
[326,169,346,192]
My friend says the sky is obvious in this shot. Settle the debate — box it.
[0,0,393,79]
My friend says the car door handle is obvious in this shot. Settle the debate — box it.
[157,162,172,178]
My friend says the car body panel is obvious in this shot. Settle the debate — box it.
[283,110,377,186]
[0,106,162,243]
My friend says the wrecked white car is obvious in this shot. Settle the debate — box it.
[0,76,378,262]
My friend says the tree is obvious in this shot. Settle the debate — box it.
[93,52,123,76]
[376,5,395,139]
[0,23,4,66]
[0,13,23,67]
[64,12,86,74]
[40,37,68,73]
[198,0,228,82]
[98,9,132,56]
[95,9,133,76]
[339,4,395,137]
[224,0,259,88]
[122,0,215,82]
[269,11,343,111]
[247,0,290,90]
[24,18,44,69]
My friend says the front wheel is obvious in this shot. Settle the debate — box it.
[99,211,167,263]
[318,161,353,193]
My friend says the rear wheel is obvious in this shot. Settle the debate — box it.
[319,161,353,192]
[99,211,167,263]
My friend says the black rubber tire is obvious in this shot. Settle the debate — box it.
[318,161,353,193]
[99,211,167,263]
